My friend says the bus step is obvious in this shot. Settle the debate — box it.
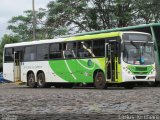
[15,80,25,85]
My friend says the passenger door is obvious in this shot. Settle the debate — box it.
[13,51,22,82]
[105,41,119,82]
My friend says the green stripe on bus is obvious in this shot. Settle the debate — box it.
[49,58,105,83]
[65,32,120,41]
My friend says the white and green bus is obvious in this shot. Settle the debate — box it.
[3,31,155,89]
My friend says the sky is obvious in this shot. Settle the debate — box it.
[0,0,53,39]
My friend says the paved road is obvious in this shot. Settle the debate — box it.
[0,83,160,120]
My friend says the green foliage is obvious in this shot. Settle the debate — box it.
[47,0,160,32]
[7,8,49,41]
[1,34,20,48]
[47,0,88,33]
[1,0,160,71]
[135,0,160,24]
[7,7,69,40]
[0,34,20,71]
[6,0,160,41]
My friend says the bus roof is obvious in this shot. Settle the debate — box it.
[5,31,121,48]
[4,30,151,48]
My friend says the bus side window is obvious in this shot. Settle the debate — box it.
[63,42,76,59]
[37,44,49,60]
[24,46,36,61]
[93,39,105,57]
[77,41,93,58]
[49,43,62,59]
[4,48,14,62]
[14,47,25,62]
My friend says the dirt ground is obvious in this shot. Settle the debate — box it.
[0,83,160,120]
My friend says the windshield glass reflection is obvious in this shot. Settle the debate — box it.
[123,42,154,65]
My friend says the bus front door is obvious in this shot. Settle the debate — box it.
[105,42,118,82]
[14,52,21,82]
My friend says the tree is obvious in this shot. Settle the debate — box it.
[0,34,20,71]
[135,0,160,24]
[47,0,89,33]
[47,0,117,32]
[113,0,136,27]
[7,0,160,41]
[46,0,138,33]
[8,8,68,40]
[8,8,51,41]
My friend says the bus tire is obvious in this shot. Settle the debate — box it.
[37,72,50,88]
[94,72,107,89]
[28,72,37,88]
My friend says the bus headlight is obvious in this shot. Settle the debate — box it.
[148,76,155,80]
[150,68,155,74]
[123,67,132,74]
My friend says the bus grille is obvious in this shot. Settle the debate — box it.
[135,67,147,71]
[133,72,148,74]
[136,76,146,79]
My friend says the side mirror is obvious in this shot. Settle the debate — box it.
[154,43,157,51]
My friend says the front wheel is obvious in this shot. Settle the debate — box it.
[94,72,107,89]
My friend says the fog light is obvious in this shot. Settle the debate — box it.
[148,76,155,80]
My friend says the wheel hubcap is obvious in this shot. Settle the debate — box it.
[38,78,43,85]
[38,74,44,87]
[97,74,103,84]
[29,78,33,84]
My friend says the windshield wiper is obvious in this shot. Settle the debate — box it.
[130,41,138,49]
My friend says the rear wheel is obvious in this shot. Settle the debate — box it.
[28,72,36,88]
[37,72,50,88]
[94,72,107,89]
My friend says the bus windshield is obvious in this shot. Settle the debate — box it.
[123,42,154,65]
